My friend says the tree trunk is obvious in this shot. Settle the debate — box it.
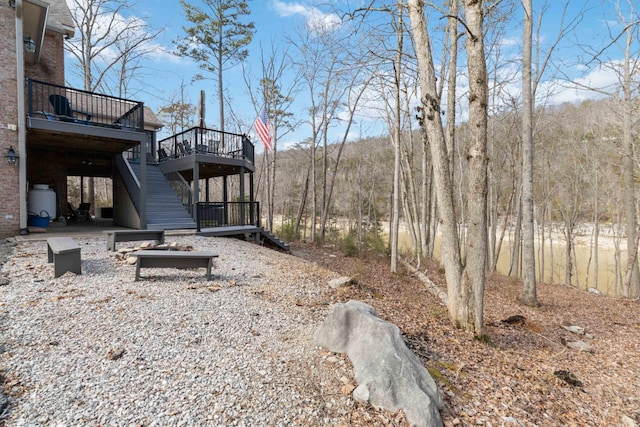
[294,167,310,236]
[265,151,273,230]
[310,139,317,243]
[408,0,466,330]
[268,127,278,231]
[420,132,430,258]
[589,167,600,291]
[622,30,639,297]
[563,217,573,286]
[509,194,522,277]
[461,0,489,334]
[218,31,225,134]
[521,0,537,305]
[403,83,423,263]
[445,0,458,182]
[492,179,516,272]
[390,2,403,273]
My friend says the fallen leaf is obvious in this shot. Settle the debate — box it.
[106,348,125,360]
[341,383,356,395]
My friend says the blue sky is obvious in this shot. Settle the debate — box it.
[63,0,639,151]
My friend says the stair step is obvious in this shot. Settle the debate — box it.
[146,215,194,222]
[147,223,197,230]
[126,162,195,229]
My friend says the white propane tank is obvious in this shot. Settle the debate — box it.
[28,184,57,221]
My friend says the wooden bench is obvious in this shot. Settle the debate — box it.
[47,237,81,278]
[104,230,165,251]
[131,250,218,281]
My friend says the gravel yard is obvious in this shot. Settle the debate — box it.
[0,235,363,426]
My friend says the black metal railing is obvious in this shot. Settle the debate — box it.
[158,127,254,164]
[196,201,260,230]
[27,78,145,131]
[166,172,193,216]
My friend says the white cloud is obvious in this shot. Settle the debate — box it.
[65,0,181,65]
[501,37,520,48]
[271,0,342,32]
[148,45,183,64]
[272,1,308,17]
[545,62,626,104]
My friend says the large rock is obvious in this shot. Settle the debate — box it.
[313,300,443,427]
[328,276,352,289]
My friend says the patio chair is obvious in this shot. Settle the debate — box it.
[49,94,92,123]
[158,148,170,162]
[177,141,192,157]
[67,202,92,222]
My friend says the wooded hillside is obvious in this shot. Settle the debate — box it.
[255,96,637,299]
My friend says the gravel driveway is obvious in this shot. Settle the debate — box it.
[0,235,356,426]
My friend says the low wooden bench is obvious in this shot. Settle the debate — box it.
[104,230,165,251]
[131,250,218,281]
[47,237,81,278]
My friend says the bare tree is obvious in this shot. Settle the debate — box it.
[243,42,300,231]
[408,0,489,334]
[521,0,537,305]
[349,1,430,270]
[109,25,163,98]
[157,80,197,136]
[290,16,357,243]
[66,0,159,93]
[564,0,640,297]
[521,0,584,304]
[462,0,490,333]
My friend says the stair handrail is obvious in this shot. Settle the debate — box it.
[115,153,141,211]
[165,171,194,217]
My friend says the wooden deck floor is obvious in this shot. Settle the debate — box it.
[197,225,261,237]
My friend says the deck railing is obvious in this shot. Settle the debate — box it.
[166,172,193,216]
[196,201,260,231]
[27,78,145,131]
[158,127,254,164]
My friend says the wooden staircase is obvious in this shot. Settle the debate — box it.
[129,163,197,230]
[259,228,290,252]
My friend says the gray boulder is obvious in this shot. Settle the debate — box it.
[328,276,352,289]
[313,300,443,427]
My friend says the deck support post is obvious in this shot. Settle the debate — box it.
[193,159,200,220]
[239,167,245,226]
[223,176,228,225]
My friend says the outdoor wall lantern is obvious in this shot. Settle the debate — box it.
[24,37,36,53]
[9,0,16,8]
[5,146,18,166]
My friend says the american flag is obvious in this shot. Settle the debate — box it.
[254,106,272,151]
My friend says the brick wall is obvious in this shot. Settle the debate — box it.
[0,4,67,237]
[28,148,67,219]
[25,32,65,85]
[23,30,68,225]
[0,3,21,237]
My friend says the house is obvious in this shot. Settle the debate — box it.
[0,0,286,249]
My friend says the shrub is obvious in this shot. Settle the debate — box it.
[276,219,299,242]
[341,231,358,257]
